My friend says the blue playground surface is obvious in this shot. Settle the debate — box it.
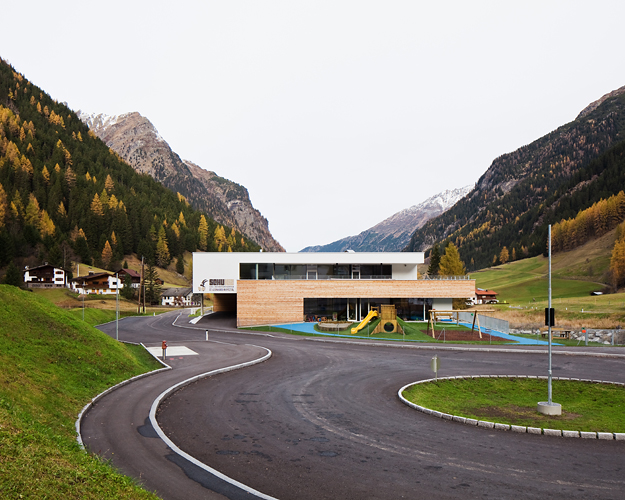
[271,321,558,345]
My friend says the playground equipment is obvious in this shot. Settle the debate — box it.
[426,309,496,338]
[372,304,403,335]
[351,308,378,334]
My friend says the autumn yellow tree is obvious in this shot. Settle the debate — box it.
[611,222,625,288]
[42,165,50,184]
[215,225,227,252]
[90,193,104,216]
[198,215,208,250]
[439,243,466,276]
[499,246,509,265]
[10,191,25,221]
[101,240,113,269]
[39,210,55,238]
[25,193,40,227]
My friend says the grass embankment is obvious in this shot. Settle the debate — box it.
[471,229,625,329]
[403,378,625,432]
[0,285,161,499]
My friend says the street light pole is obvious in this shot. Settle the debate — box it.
[548,225,552,404]
[537,224,561,415]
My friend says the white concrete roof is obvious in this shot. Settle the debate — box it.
[193,251,423,265]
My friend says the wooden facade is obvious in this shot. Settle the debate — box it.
[235,279,475,327]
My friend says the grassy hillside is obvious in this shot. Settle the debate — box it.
[0,285,161,499]
[471,230,625,328]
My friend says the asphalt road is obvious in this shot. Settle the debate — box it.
[85,311,625,500]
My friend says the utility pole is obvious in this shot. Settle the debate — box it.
[116,271,119,341]
[138,256,144,314]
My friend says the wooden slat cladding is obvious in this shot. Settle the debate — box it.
[213,293,237,312]
[236,279,475,327]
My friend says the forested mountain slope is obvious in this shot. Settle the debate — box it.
[405,85,625,271]
[0,58,259,271]
[79,112,284,252]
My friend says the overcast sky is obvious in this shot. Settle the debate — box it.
[2,1,625,251]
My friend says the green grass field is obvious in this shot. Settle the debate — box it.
[402,377,625,432]
[0,285,161,499]
[470,228,625,328]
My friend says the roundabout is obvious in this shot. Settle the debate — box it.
[399,375,625,439]
[84,311,625,500]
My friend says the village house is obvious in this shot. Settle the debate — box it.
[161,287,197,307]
[23,264,68,288]
[72,272,121,295]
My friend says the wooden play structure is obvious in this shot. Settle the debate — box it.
[372,305,404,335]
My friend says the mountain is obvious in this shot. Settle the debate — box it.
[405,85,625,271]
[0,57,260,272]
[77,112,284,252]
[301,186,472,252]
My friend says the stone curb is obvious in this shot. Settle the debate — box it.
[75,341,171,448]
[398,375,625,440]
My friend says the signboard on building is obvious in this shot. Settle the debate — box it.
[198,278,236,293]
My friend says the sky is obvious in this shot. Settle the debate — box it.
[2,1,625,251]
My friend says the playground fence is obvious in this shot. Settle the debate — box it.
[457,311,509,334]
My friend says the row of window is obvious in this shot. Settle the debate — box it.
[240,263,393,280]
[304,298,433,322]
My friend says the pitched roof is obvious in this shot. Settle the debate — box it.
[161,287,193,297]
[117,268,140,278]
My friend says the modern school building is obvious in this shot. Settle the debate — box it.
[192,252,475,327]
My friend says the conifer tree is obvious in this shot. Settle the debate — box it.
[121,273,134,300]
[215,225,227,252]
[39,210,55,238]
[156,227,171,267]
[427,244,441,275]
[101,240,113,269]
[439,243,466,276]
[176,255,184,274]
[499,246,509,265]
[25,193,40,227]
[105,174,114,192]
[0,183,6,228]
[198,215,208,251]
[90,193,104,216]
[2,261,21,287]
[144,263,162,305]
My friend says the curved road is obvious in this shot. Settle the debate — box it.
[85,312,625,500]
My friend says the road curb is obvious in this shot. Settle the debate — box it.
[148,346,278,500]
[398,375,625,440]
[75,341,171,448]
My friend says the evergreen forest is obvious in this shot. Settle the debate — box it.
[0,58,259,275]
[406,88,625,272]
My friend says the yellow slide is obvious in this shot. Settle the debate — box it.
[351,310,378,334]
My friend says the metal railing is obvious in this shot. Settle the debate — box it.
[422,275,472,280]
[239,274,472,281]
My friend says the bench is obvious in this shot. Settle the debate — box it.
[539,327,571,340]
